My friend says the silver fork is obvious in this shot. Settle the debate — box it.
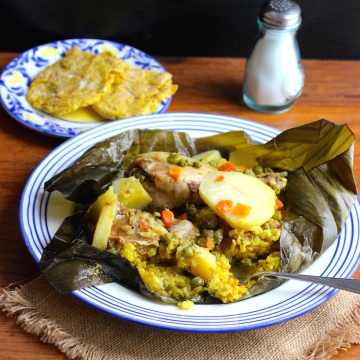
[237,271,360,294]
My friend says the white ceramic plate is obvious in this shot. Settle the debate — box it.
[19,113,360,333]
[0,38,172,138]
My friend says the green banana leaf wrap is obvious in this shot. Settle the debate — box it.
[40,119,357,303]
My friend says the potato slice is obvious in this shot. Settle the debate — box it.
[112,176,152,210]
[199,171,276,230]
[87,186,117,250]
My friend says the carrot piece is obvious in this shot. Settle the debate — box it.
[138,218,150,232]
[216,200,233,213]
[218,161,237,172]
[215,174,225,182]
[177,213,188,220]
[205,238,214,250]
[168,166,182,180]
[232,203,252,218]
[239,165,248,172]
[161,208,175,227]
[275,198,284,210]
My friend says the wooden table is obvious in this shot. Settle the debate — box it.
[0,53,359,359]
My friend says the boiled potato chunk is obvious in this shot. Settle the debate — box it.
[178,244,217,282]
[112,176,152,210]
[191,150,222,163]
[199,171,276,230]
[189,247,217,282]
[86,185,116,225]
[88,186,117,250]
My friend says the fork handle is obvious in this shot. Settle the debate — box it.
[261,272,360,294]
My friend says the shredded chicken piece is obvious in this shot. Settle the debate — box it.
[126,152,216,211]
[167,219,200,239]
[257,171,288,192]
[108,203,165,252]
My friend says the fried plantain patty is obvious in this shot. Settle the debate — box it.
[27,46,129,117]
[91,69,178,120]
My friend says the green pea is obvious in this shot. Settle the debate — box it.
[206,215,219,229]
[191,276,204,288]
[202,229,214,238]
[167,153,182,165]
[252,165,264,175]
[162,233,173,245]
[179,158,190,167]
[163,279,171,290]
[171,288,184,300]
[214,229,223,244]
[197,237,207,247]
[244,169,256,177]
[182,247,194,258]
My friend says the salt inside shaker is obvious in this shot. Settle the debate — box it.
[243,0,304,113]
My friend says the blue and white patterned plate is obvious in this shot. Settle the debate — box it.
[0,39,172,138]
[19,113,360,333]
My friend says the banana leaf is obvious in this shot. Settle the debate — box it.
[40,119,357,302]
[45,129,196,204]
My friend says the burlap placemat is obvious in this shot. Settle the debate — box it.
[1,275,359,360]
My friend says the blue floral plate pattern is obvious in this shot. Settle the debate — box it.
[0,39,172,138]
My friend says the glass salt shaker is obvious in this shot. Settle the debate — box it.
[243,0,304,113]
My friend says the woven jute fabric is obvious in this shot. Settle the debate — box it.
[1,275,360,360]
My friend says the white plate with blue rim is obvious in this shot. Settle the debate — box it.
[19,113,360,333]
[0,38,173,138]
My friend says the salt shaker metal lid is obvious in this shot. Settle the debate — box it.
[260,0,301,29]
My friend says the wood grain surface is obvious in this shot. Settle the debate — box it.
[0,53,359,359]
